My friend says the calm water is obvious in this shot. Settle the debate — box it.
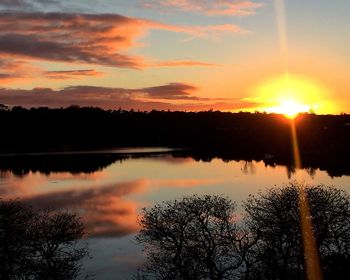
[1,148,350,279]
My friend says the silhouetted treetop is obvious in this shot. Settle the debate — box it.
[137,184,350,280]
[0,199,88,280]
[244,183,350,280]
[137,195,256,280]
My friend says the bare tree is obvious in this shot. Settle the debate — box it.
[136,185,350,280]
[137,195,255,280]
[243,183,350,280]
[0,199,88,280]
[0,200,34,279]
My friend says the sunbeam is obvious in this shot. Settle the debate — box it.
[275,0,324,278]
[274,0,289,69]
[291,119,323,280]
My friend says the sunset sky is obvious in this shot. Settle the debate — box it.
[0,0,349,114]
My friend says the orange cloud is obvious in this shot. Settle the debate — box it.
[0,58,40,83]
[152,21,248,37]
[154,60,218,67]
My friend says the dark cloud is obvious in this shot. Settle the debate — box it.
[0,11,246,69]
[0,73,12,80]
[139,83,200,100]
[45,69,103,79]
[0,83,259,111]
[0,13,146,68]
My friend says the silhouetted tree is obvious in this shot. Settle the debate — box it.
[0,199,88,280]
[0,200,34,279]
[137,195,255,280]
[137,185,350,280]
[243,183,350,280]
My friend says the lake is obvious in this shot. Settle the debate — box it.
[1,148,350,279]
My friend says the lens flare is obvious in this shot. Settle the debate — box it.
[290,120,323,280]
[273,1,324,278]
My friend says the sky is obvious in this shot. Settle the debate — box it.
[0,0,349,113]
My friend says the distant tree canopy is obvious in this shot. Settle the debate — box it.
[137,184,350,280]
[0,199,88,280]
[1,106,350,177]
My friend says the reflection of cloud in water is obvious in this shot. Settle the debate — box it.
[1,168,227,239]
[21,179,149,238]
[151,178,226,188]
[47,171,107,181]
[0,170,107,198]
[148,155,194,165]
[0,171,46,197]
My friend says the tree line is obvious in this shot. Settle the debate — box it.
[1,106,350,176]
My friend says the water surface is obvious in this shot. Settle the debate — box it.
[1,148,349,279]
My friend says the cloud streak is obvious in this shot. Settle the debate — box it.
[0,84,259,111]
[154,60,218,67]
[142,0,263,16]
[45,69,103,79]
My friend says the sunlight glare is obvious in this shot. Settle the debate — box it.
[272,99,310,119]
[252,74,332,115]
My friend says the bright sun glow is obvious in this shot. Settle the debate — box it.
[251,73,333,116]
[272,99,310,119]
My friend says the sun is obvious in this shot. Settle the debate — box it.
[250,73,333,116]
[270,99,310,119]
